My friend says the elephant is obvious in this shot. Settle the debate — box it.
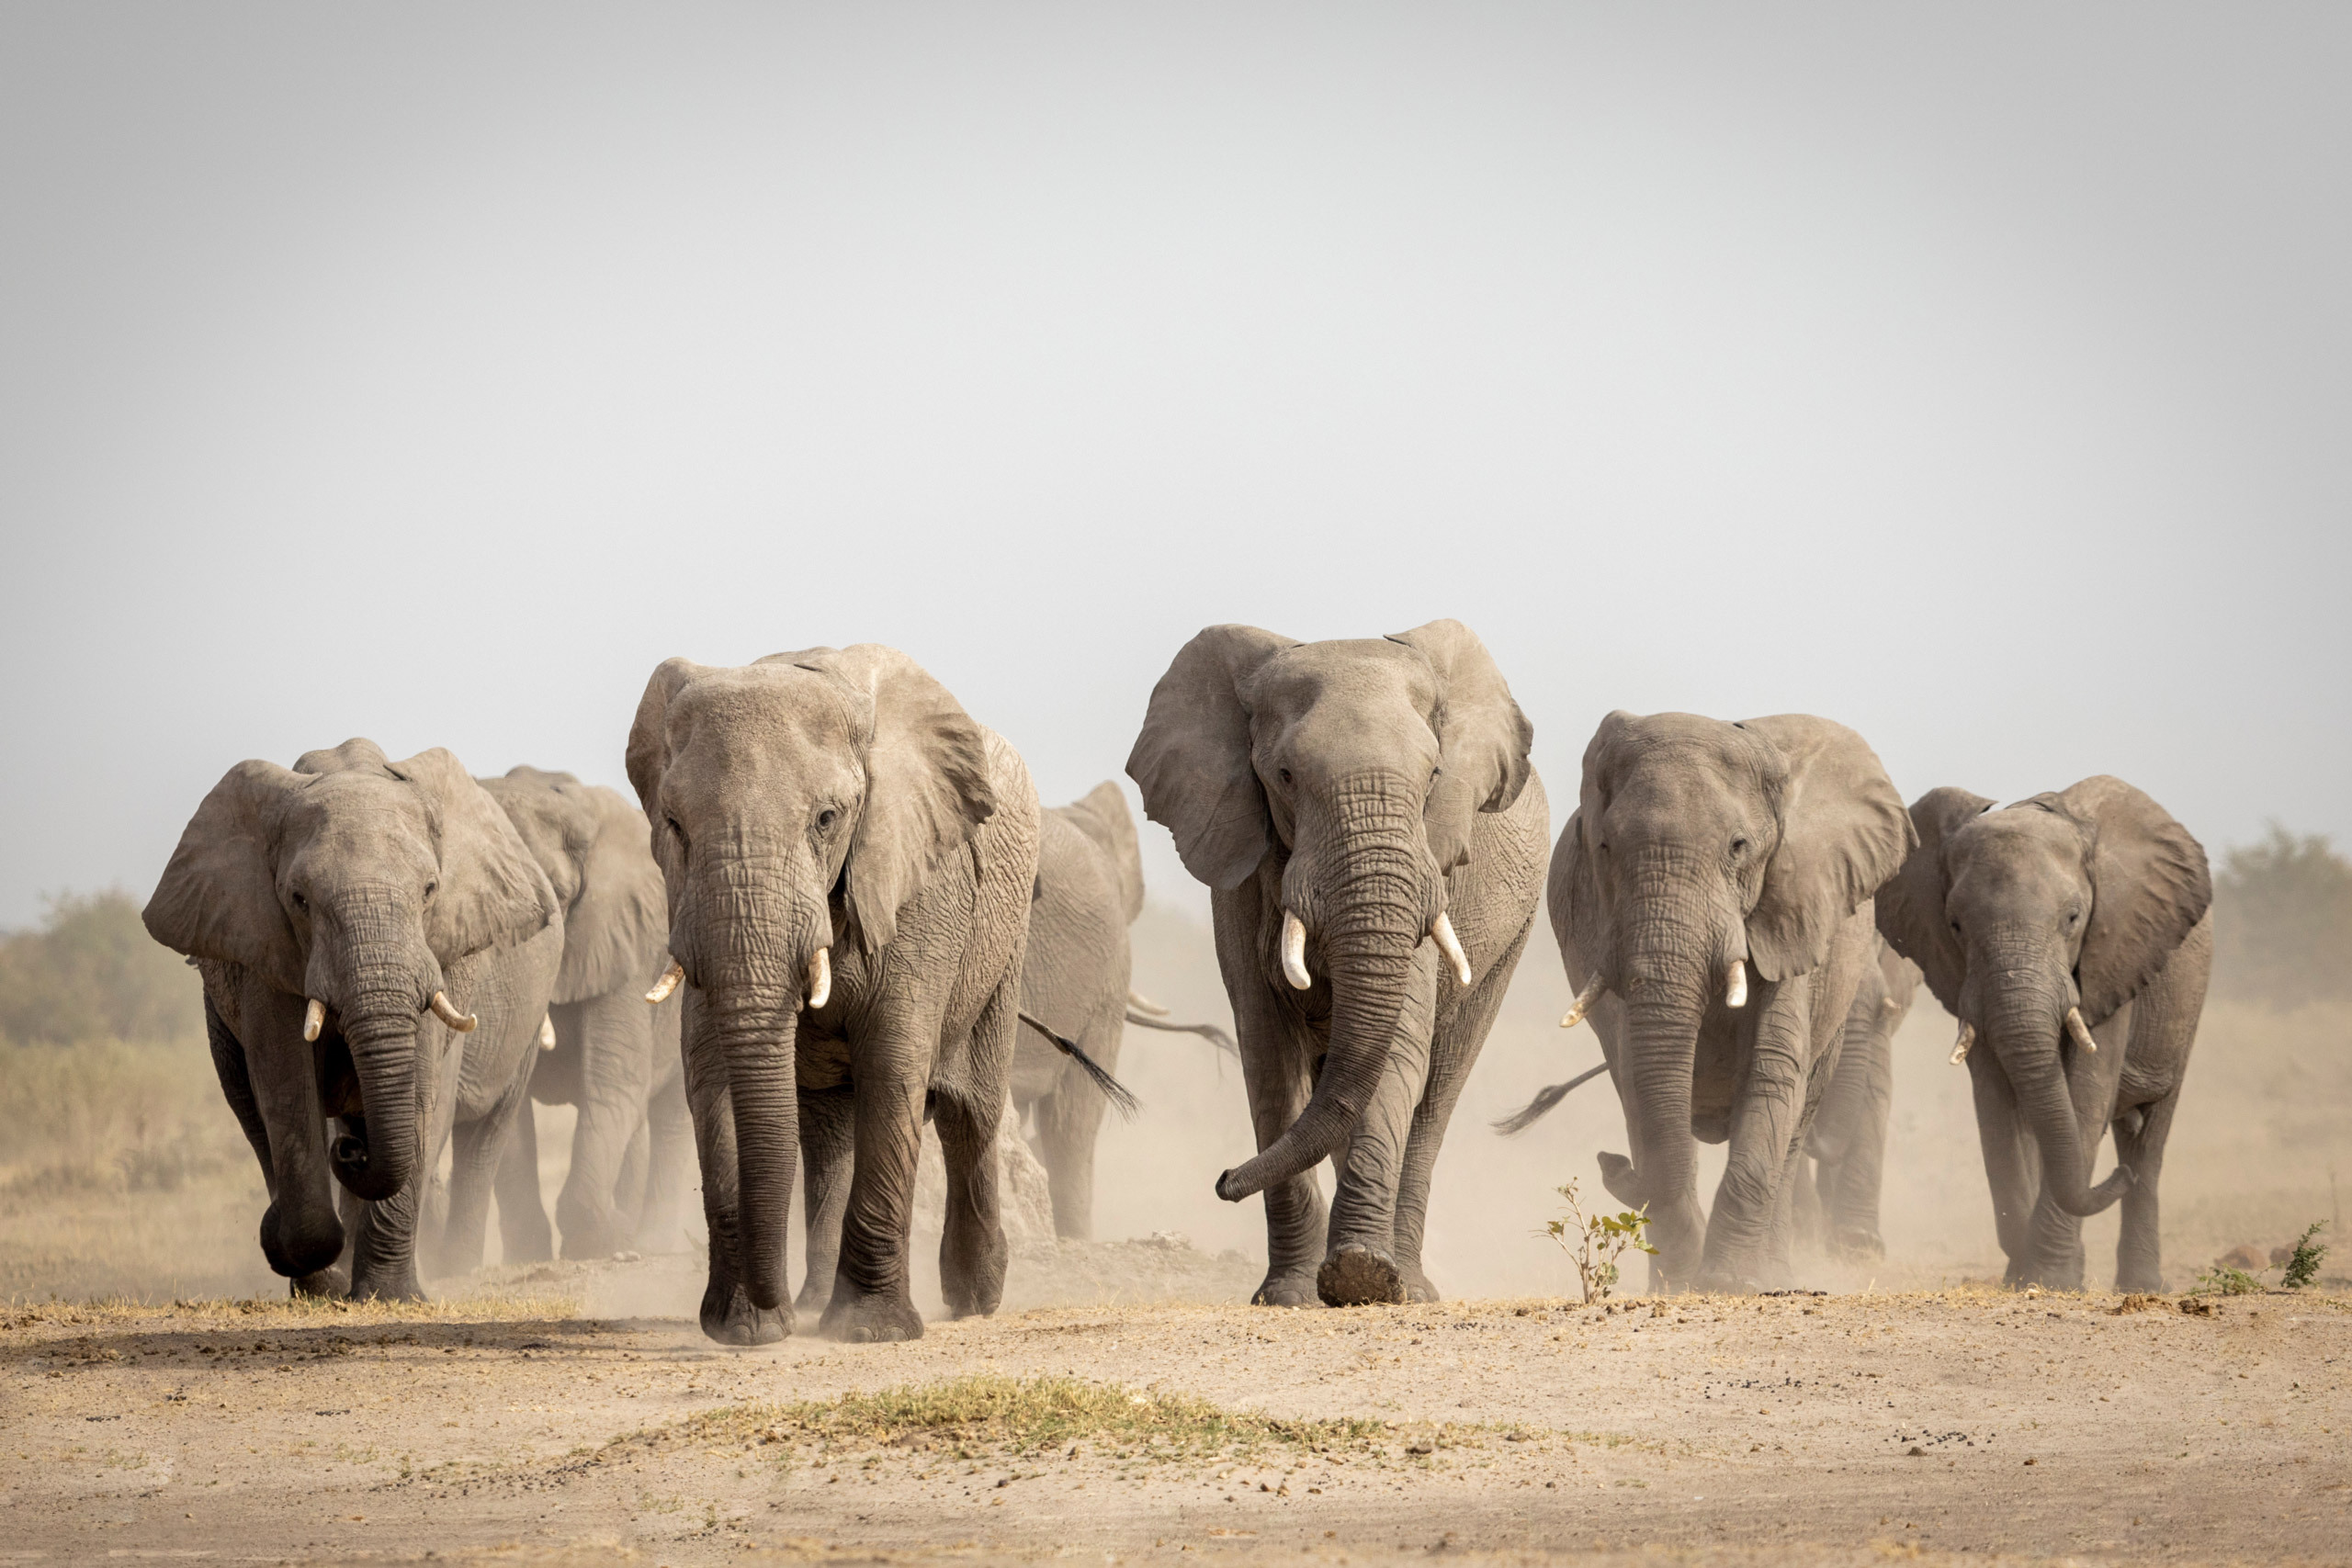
[1011,779,1235,1241]
[475,766,695,1265]
[141,739,562,1300]
[1126,620,1547,1308]
[1532,711,1915,1292]
[627,644,1041,1345]
[1792,936,1920,1261]
[1875,777,2211,1292]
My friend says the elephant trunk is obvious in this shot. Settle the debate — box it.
[1607,852,1722,1284]
[1984,975,2130,1219]
[328,921,436,1202]
[692,885,824,1313]
[1216,788,1424,1201]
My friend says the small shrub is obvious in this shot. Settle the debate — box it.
[2280,1222,2328,1290]
[1541,1178,1656,1303]
[2193,1264,2263,1297]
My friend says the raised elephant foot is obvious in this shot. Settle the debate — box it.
[700,1279,790,1346]
[1250,1267,1322,1307]
[820,1284,925,1343]
[1596,1151,1641,1208]
[1317,1244,1407,1307]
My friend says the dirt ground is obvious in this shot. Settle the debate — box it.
[5,1252,2346,1568]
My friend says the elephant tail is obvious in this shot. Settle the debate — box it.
[1021,1011,1140,1120]
[1124,1007,1238,1057]
[1491,1062,1610,1136]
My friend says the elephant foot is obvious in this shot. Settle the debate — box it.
[1829,1227,1885,1262]
[1399,1263,1441,1303]
[1250,1267,1322,1307]
[700,1277,790,1347]
[794,1279,834,1322]
[1596,1151,1641,1208]
[819,1284,925,1343]
[1317,1245,1406,1307]
[2114,1262,2166,1294]
[347,1269,425,1303]
[290,1266,348,1300]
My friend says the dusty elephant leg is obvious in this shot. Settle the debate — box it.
[635,1069,695,1256]
[817,1030,929,1344]
[1703,1004,1813,1291]
[678,1010,783,1346]
[2111,1089,2177,1292]
[493,1097,555,1265]
[1968,1052,2037,1274]
[796,1085,855,1316]
[1234,1007,1330,1306]
[1391,918,1527,1303]
[614,1115,651,1240]
[556,991,654,1260]
[1033,999,1122,1242]
[1792,1156,1826,1254]
[934,1088,1010,1320]
[433,1044,537,1280]
[1759,1140,1806,1289]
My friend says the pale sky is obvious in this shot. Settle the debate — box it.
[3,3,2346,927]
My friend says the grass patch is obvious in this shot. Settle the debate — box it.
[646,1374,1396,1465]
[2,1292,582,1332]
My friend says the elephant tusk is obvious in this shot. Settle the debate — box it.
[1127,990,1170,1017]
[537,1015,557,1051]
[806,946,831,1010]
[429,991,478,1032]
[302,998,325,1043]
[1429,911,1474,987]
[1559,974,1605,1030]
[2065,1006,2098,1055]
[1883,996,1905,1013]
[1950,1021,1974,1066]
[645,960,684,1004]
[1724,959,1748,1010]
[1280,910,1311,990]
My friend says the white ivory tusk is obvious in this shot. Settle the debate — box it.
[2065,1006,2098,1055]
[429,991,478,1032]
[1127,990,1170,1017]
[645,960,684,1004]
[538,1015,557,1051]
[1281,910,1312,990]
[1560,974,1605,1031]
[807,947,831,1010]
[1950,1021,1974,1066]
[303,998,324,1043]
[1429,911,1474,987]
[1724,959,1748,1010]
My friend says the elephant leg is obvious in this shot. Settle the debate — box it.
[796,1084,856,1316]
[1034,1000,1121,1242]
[494,1094,555,1265]
[2111,1088,2178,1292]
[1321,1013,1426,1307]
[556,992,653,1260]
[817,1021,934,1344]
[349,1032,461,1301]
[1968,1051,2036,1274]
[434,1042,536,1280]
[676,994,781,1345]
[615,1114,651,1240]
[1391,915,1527,1302]
[636,1066,695,1256]
[1792,1156,1826,1254]
[935,976,1017,1322]
[1703,987,1815,1290]
[1826,1026,1895,1259]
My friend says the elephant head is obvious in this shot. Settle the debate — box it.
[1125,619,1532,1202]
[142,739,556,1273]
[478,767,667,1006]
[1058,780,1146,926]
[1551,713,1913,1267]
[626,646,996,1313]
[1876,777,2209,1217]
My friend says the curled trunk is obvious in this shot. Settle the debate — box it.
[335,986,422,1202]
[1987,994,2129,1218]
[1217,803,1422,1201]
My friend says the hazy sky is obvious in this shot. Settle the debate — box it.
[4,3,2346,928]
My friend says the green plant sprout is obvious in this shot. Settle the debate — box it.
[1542,1178,1656,1303]
[2281,1222,2327,1290]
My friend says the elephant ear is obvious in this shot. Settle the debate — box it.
[780,645,997,956]
[142,759,307,995]
[385,748,560,964]
[1739,715,1916,984]
[1387,619,1534,874]
[1547,711,1641,982]
[1125,624,1298,891]
[1063,780,1146,923]
[1872,785,1996,1018]
[478,766,595,911]
[2040,775,2211,1026]
[557,785,670,1002]
[625,657,707,826]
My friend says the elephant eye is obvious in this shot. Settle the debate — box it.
[1730,837,1748,855]
[1278,769,1293,787]
[816,808,839,831]
[422,881,435,902]
[290,891,308,912]
[666,817,687,848]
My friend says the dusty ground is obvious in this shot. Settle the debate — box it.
[5,1259,2347,1568]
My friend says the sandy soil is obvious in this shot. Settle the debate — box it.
[5,1252,2346,1568]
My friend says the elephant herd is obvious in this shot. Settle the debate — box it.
[142,621,2212,1343]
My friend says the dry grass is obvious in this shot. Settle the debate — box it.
[0,1291,582,1333]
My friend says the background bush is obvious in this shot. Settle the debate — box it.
[2211,826,2352,1008]
[0,890,202,1046]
